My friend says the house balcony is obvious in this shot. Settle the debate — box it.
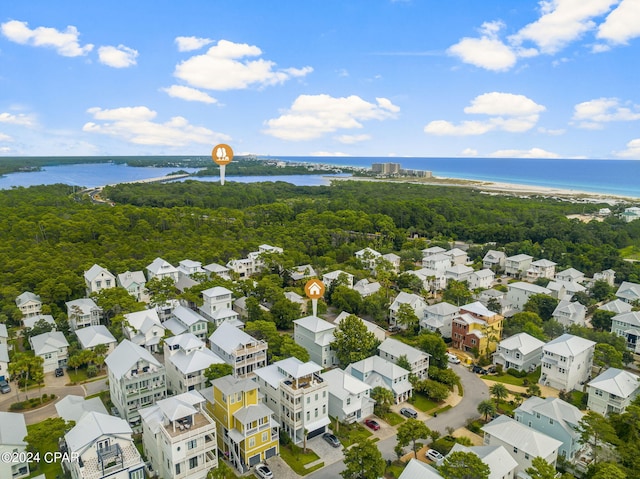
[162,410,217,440]
[281,374,324,392]
[74,443,143,479]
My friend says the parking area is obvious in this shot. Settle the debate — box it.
[308,432,345,466]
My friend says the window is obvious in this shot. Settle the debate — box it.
[346,398,351,405]
[513,447,518,453]
[188,439,197,450]
[249,437,255,447]
[189,457,198,469]
[595,389,603,397]
[315,408,318,418]
[175,464,181,475]
[262,432,269,442]
[306,411,310,421]
[525,453,530,460]
[130,469,145,479]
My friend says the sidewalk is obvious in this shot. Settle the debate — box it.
[482,378,559,398]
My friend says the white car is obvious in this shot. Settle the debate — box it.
[446,353,460,364]
[426,448,445,462]
[255,464,274,479]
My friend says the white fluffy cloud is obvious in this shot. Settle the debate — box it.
[98,45,138,68]
[597,0,640,44]
[263,94,399,141]
[0,132,13,141]
[447,21,517,71]
[615,138,640,159]
[161,85,217,104]
[175,36,213,52]
[0,20,93,56]
[572,97,640,128]
[174,39,313,90]
[83,106,229,147]
[489,147,561,158]
[425,92,545,136]
[0,112,35,126]
[335,134,371,144]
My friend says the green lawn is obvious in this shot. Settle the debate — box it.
[386,460,407,478]
[620,245,640,260]
[332,419,373,447]
[279,444,323,476]
[483,368,540,387]
[378,411,405,426]
[67,367,107,384]
[409,393,440,413]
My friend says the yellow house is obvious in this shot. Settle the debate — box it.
[452,301,503,356]
[202,375,279,474]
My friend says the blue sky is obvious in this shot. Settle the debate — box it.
[1,0,640,159]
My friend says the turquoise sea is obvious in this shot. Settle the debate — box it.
[0,156,638,198]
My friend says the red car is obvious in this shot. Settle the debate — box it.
[364,419,380,431]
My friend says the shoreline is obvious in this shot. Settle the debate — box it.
[326,175,640,204]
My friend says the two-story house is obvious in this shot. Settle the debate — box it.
[445,264,474,283]
[345,355,413,404]
[381,252,401,273]
[84,264,117,296]
[320,368,374,424]
[254,358,330,445]
[539,334,596,392]
[587,368,640,416]
[289,264,317,283]
[611,311,640,353]
[209,322,268,379]
[75,325,117,355]
[15,291,42,318]
[199,286,239,326]
[504,254,533,278]
[482,250,506,272]
[164,305,209,340]
[451,302,503,355]
[405,267,448,293]
[0,412,29,479]
[493,332,545,373]
[177,259,205,280]
[421,253,451,273]
[146,257,179,283]
[353,279,381,298]
[598,299,632,315]
[506,282,552,312]
[389,292,428,329]
[448,444,517,479]
[105,340,167,430]
[422,302,458,338]
[355,247,381,270]
[322,270,354,289]
[140,391,218,479]
[203,262,231,280]
[482,415,562,475]
[526,259,557,281]
[30,331,69,373]
[514,396,584,460]
[552,300,587,328]
[165,333,225,394]
[444,248,469,266]
[555,268,585,284]
[616,281,640,304]
[117,270,148,302]
[56,395,108,422]
[63,412,145,479]
[422,246,447,258]
[122,309,166,353]
[468,269,495,290]
[66,298,103,330]
[293,315,338,368]
[203,375,279,474]
[378,338,430,379]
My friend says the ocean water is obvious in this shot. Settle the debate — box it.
[0,157,639,198]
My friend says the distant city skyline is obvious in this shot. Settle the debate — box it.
[1,1,639,159]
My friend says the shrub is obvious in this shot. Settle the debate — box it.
[10,402,25,410]
[506,368,527,378]
[87,365,98,378]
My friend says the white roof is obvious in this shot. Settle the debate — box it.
[179,259,202,269]
[556,268,584,280]
[506,254,533,262]
[104,339,163,379]
[515,396,583,430]
[66,297,101,315]
[165,332,205,351]
[293,315,336,334]
[483,250,506,261]
[156,390,205,422]
[124,309,163,332]
[16,291,41,306]
[498,332,545,355]
[202,286,233,298]
[0,343,9,363]
[347,355,409,381]
[117,270,146,288]
[284,291,304,303]
[531,259,556,267]
[168,345,224,374]
[508,282,552,295]
[289,264,316,281]
[543,333,596,356]
[146,257,177,275]
[399,459,443,479]
[446,264,474,274]
[379,338,429,364]
[172,305,207,326]
[382,252,401,262]
[425,302,459,316]
[320,368,370,400]
[460,301,496,318]
[612,311,640,328]
[391,291,425,309]
[423,246,447,255]
[84,263,114,282]
[547,280,586,294]
[209,321,262,355]
[482,414,562,457]
[323,270,353,280]
[616,281,640,302]
[204,262,229,274]
[354,279,381,296]
[449,444,517,479]
[472,269,495,279]
[65,412,133,454]
[588,368,640,399]
[210,375,257,396]
[75,325,116,349]
[55,395,108,422]
[599,299,633,314]
[355,247,381,256]
[553,300,587,317]
[30,331,69,355]
[23,315,55,329]
[0,412,28,446]
[255,357,322,388]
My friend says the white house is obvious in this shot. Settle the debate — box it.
[506,282,552,312]
[116,270,148,302]
[493,332,545,373]
[405,267,448,292]
[29,331,69,373]
[381,252,401,273]
[526,259,557,281]
[334,311,386,342]
[345,355,413,404]
[448,444,518,479]
[504,254,533,277]
[422,246,447,258]
[468,269,495,290]
[547,280,586,301]
[556,268,585,284]
[254,358,330,445]
[203,262,231,280]
[293,315,338,368]
[598,299,632,315]
[55,395,108,422]
[621,206,640,222]
[0,412,30,479]
[539,334,596,391]
[177,259,205,280]
[444,248,468,266]
[22,314,55,331]
[398,459,443,479]
[15,291,42,318]
[389,292,428,328]
[587,368,640,416]
[84,264,117,296]
[354,279,381,297]
[66,298,103,330]
[140,391,218,479]
[165,333,225,394]
[422,302,458,338]
[593,269,616,287]
[63,412,145,479]
[378,337,430,379]
[444,264,474,283]
[483,250,506,271]
[616,281,640,304]
[164,305,209,340]
[552,300,587,328]
[75,325,117,354]
[514,396,584,460]
[199,286,239,326]
[421,253,451,273]
[320,368,374,423]
[610,311,640,353]
[289,264,317,282]
[226,258,255,279]
[482,414,562,474]
[146,257,179,283]
[105,340,167,430]
[209,321,268,378]
[322,270,354,289]
[284,291,307,313]
[355,247,381,270]
[122,309,166,353]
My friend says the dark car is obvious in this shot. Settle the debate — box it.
[322,432,341,448]
[55,367,64,377]
[471,365,488,375]
[400,407,418,419]
[0,379,11,394]
[364,419,380,431]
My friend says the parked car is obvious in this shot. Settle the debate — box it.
[446,352,461,364]
[55,367,64,377]
[400,407,418,419]
[364,419,380,431]
[471,364,488,375]
[0,379,10,394]
[255,463,273,479]
[426,448,445,462]
[322,432,341,448]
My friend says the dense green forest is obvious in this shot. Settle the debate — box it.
[0,180,639,323]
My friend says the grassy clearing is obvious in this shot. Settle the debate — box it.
[279,443,322,476]
[620,245,640,260]
[332,419,373,447]
[409,393,440,412]
[483,368,540,387]
[378,411,405,426]
[386,460,407,478]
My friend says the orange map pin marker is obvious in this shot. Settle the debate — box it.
[212,143,233,185]
[305,279,325,316]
